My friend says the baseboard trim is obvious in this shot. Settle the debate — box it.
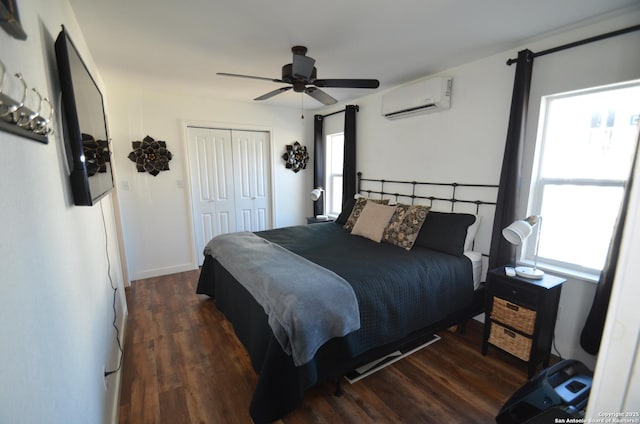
[131,263,198,281]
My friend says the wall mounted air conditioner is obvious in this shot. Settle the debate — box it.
[381,76,452,120]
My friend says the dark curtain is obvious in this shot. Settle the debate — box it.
[580,138,639,355]
[342,105,358,209]
[313,114,325,217]
[488,50,535,270]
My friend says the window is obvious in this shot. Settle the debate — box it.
[525,82,639,276]
[325,132,344,218]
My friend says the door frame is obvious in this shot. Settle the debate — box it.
[181,120,276,267]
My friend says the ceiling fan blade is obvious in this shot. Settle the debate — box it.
[305,87,337,105]
[313,79,380,89]
[292,54,315,80]
[254,86,292,101]
[217,72,285,83]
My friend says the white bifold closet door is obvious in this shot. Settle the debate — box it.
[187,127,271,265]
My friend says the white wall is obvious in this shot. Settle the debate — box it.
[0,1,126,423]
[104,81,311,280]
[356,57,512,185]
[316,9,640,369]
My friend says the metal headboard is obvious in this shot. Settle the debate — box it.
[357,172,498,212]
[356,172,499,257]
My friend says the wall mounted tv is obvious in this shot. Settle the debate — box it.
[55,26,114,206]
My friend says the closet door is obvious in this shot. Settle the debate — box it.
[187,126,272,265]
[187,127,236,264]
[232,130,271,232]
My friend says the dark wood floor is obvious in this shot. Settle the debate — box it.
[119,269,531,423]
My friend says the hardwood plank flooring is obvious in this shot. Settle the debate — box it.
[119,270,532,423]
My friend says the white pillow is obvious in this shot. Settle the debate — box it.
[351,202,397,242]
[464,215,481,251]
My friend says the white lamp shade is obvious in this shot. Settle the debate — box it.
[310,188,323,201]
[502,216,544,279]
[502,220,533,245]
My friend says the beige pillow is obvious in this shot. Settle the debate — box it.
[351,202,397,242]
[343,197,390,232]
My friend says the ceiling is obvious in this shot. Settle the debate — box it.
[67,0,639,110]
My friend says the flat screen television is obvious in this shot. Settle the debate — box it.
[55,26,114,206]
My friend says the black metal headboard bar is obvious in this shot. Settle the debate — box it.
[357,172,499,214]
[356,190,494,213]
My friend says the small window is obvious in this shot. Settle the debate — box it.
[525,82,639,275]
[325,132,344,218]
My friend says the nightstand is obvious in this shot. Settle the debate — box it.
[482,267,566,377]
[306,216,333,224]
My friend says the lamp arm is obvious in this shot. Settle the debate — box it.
[533,216,542,271]
[323,191,326,216]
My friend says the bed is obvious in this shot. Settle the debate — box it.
[196,175,498,423]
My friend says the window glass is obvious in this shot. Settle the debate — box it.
[527,82,639,274]
[538,184,623,270]
[325,133,344,217]
[540,87,638,180]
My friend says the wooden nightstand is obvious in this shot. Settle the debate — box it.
[482,267,566,377]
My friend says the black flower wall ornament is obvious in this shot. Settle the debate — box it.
[282,141,309,173]
[82,133,110,177]
[128,135,173,176]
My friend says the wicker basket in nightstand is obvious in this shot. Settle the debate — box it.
[489,322,533,361]
[491,297,536,335]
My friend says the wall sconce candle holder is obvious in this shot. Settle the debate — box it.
[0,60,54,143]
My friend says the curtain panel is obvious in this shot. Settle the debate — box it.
[342,105,358,209]
[580,137,639,355]
[313,114,325,217]
[488,49,534,270]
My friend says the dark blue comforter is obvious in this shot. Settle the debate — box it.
[256,222,474,356]
[197,222,475,423]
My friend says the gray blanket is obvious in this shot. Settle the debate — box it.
[205,231,361,366]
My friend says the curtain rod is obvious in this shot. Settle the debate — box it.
[317,105,359,119]
[506,23,640,65]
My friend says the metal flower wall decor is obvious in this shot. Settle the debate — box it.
[128,135,173,176]
[282,141,309,173]
[82,133,110,176]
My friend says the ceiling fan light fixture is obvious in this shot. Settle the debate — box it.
[282,64,317,83]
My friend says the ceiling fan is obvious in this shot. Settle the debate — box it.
[217,46,380,105]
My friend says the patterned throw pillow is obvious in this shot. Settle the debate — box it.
[382,204,431,250]
[343,197,390,232]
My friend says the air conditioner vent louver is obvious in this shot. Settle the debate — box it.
[382,77,452,120]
